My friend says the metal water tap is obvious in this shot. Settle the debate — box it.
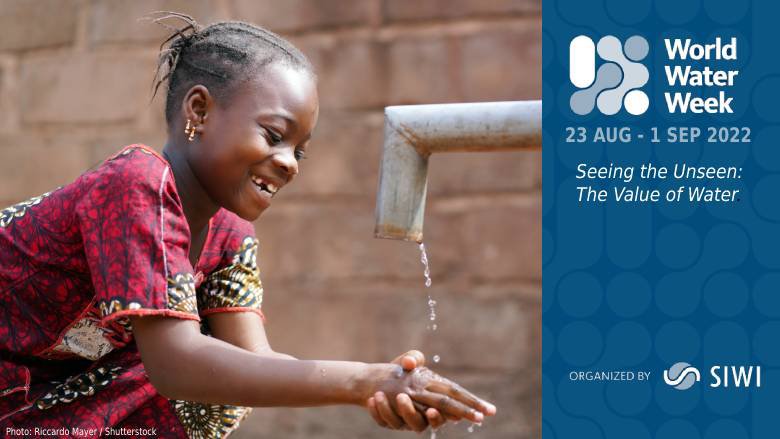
[374,100,542,242]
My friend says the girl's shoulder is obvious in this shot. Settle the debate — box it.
[70,144,179,207]
[199,208,257,274]
[106,144,166,163]
[90,144,171,186]
[211,208,254,235]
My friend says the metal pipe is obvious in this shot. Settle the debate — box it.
[374,100,541,242]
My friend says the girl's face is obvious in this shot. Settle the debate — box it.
[187,63,319,220]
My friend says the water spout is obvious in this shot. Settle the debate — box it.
[374,100,542,242]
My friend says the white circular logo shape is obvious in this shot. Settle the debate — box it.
[624,89,649,115]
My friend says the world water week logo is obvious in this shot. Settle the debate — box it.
[569,34,741,117]
[569,35,650,116]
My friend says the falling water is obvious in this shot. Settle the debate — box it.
[417,245,483,435]
[419,242,442,439]
[419,242,433,288]
[419,243,437,332]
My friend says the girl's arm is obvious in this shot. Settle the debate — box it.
[205,311,296,359]
[129,315,493,420]
[132,315,370,407]
[205,311,450,432]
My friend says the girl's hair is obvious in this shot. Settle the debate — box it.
[148,12,315,124]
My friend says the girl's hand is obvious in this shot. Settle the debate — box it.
[365,362,496,426]
[366,350,448,432]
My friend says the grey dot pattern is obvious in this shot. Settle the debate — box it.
[546,0,778,437]
[624,35,650,61]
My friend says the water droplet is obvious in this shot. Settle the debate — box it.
[419,243,433,288]
[428,299,436,306]
[432,323,437,331]
[320,368,326,376]
[429,314,436,321]
[433,355,440,363]
[467,424,474,433]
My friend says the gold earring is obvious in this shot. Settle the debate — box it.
[185,119,196,142]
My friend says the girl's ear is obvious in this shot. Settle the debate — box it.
[182,84,212,125]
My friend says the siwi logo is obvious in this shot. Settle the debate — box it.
[663,362,700,390]
[569,35,650,116]
[664,361,762,391]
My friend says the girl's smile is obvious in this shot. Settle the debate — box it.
[249,174,279,196]
[247,172,280,210]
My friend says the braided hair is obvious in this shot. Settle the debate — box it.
[148,12,315,124]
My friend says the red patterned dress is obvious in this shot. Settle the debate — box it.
[0,145,265,438]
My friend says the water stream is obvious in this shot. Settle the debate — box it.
[420,242,442,439]
[418,242,479,436]
[418,243,439,363]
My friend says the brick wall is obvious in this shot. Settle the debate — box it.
[0,1,541,438]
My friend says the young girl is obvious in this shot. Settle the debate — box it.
[0,13,495,438]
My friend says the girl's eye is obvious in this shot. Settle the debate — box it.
[294,150,306,161]
[268,131,283,145]
[261,126,283,145]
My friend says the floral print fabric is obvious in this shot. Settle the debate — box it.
[0,145,263,438]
